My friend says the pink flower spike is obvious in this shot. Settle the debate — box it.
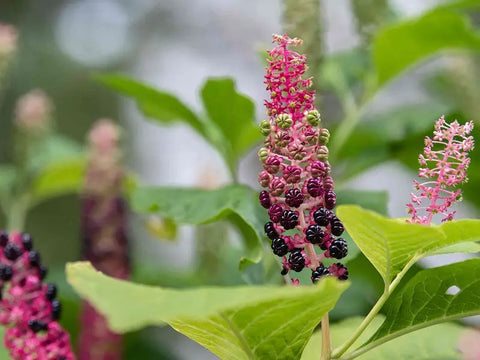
[407,116,474,225]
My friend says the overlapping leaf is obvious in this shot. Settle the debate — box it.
[67,262,348,360]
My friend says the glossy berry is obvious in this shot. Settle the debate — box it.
[21,233,33,251]
[0,231,8,247]
[331,218,344,236]
[264,222,278,240]
[0,264,12,281]
[28,319,48,333]
[330,262,349,280]
[51,299,62,320]
[306,178,323,197]
[271,238,289,257]
[311,264,330,283]
[288,249,305,272]
[329,238,348,259]
[305,225,325,244]
[46,284,57,301]
[280,210,298,230]
[259,191,271,209]
[268,204,283,223]
[313,208,331,226]
[285,188,304,208]
[281,267,289,276]
[325,190,337,210]
[39,264,48,280]
[4,243,22,261]
[29,250,41,267]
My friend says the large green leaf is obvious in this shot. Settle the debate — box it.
[201,78,262,168]
[131,184,267,269]
[302,315,465,360]
[374,9,480,87]
[28,135,83,173]
[97,74,206,137]
[366,259,480,350]
[67,262,349,360]
[336,205,480,284]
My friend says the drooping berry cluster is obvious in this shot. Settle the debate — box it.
[407,116,474,224]
[259,34,348,283]
[0,231,75,360]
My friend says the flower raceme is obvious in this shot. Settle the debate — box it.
[0,231,74,360]
[258,34,348,284]
[407,116,474,224]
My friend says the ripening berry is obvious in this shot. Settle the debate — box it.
[288,249,305,272]
[329,238,348,259]
[258,171,272,188]
[268,204,283,223]
[306,178,323,197]
[325,190,337,210]
[285,188,304,208]
[306,110,321,126]
[311,264,329,283]
[264,155,282,174]
[259,190,271,209]
[0,231,8,247]
[283,165,302,184]
[271,238,289,257]
[280,210,298,230]
[329,262,349,280]
[264,222,278,240]
[269,177,286,197]
[4,243,21,261]
[0,264,12,281]
[310,161,326,178]
[313,208,331,226]
[305,225,324,244]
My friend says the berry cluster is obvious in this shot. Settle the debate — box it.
[0,231,74,360]
[259,34,348,284]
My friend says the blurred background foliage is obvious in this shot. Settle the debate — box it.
[0,0,479,358]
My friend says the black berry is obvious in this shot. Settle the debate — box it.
[39,264,48,280]
[259,191,271,209]
[22,233,33,251]
[288,249,305,272]
[46,283,57,301]
[0,231,8,247]
[305,225,325,244]
[51,299,62,320]
[329,238,348,259]
[325,190,337,210]
[271,238,289,257]
[306,178,323,197]
[0,264,13,281]
[285,188,304,208]
[280,210,298,230]
[331,219,344,236]
[4,243,22,261]
[28,319,48,333]
[29,250,41,267]
[313,208,331,226]
[264,222,278,240]
[280,267,289,276]
[311,264,330,283]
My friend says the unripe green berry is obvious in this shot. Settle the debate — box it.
[316,145,329,162]
[259,120,271,136]
[306,110,321,126]
[258,147,269,163]
[318,128,330,145]
[276,114,293,130]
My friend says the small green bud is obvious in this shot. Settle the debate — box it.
[259,120,271,136]
[316,145,329,162]
[276,114,293,130]
[306,110,321,126]
[318,128,330,145]
[258,147,269,163]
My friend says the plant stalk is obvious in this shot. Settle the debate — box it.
[321,313,332,360]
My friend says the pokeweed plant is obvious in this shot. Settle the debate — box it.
[65,34,480,360]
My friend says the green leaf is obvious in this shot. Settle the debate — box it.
[336,190,388,216]
[0,165,16,200]
[28,135,83,173]
[97,74,206,137]
[302,315,465,360]
[201,78,262,167]
[131,184,268,269]
[336,205,480,284]
[367,259,480,349]
[374,10,480,87]
[67,262,349,360]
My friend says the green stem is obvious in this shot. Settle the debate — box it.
[321,313,332,360]
[7,195,30,232]
[332,254,421,359]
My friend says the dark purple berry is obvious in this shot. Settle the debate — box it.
[46,283,57,301]
[268,204,283,223]
[285,188,304,208]
[288,249,305,272]
[28,319,48,333]
[51,299,62,320]
[259,191,271,209]
[280,210,298,230]
[271,238,289,257]
[319,239,329,251]
[306,178,323,197]
[4,243,22,261]
[0,264,12,281]
[305,225,325,244]
[331,220,344,236]
[29,250,41,267]
[313,208,331,226]
[39,264,48,280]
[0,231,8,247]
[311,264,330,283]
[325,190,337,210]
[330,262,349,280]
[329,238,348,259]
[264,222,278,240]
[281,267,289,276]
[22,233,33,251]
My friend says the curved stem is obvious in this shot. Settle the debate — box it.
[321,313,332,360]
[7,194,30,232]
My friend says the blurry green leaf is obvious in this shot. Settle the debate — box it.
[337,205,480,284]
[67,262,348,360]
[201,78,262,168]
[131,185,268,269]
[97,74,206,137]
[0,327,7,358]
[28,135,83,173]
[374,10,480,87]
[0,165,16,199]
[31,158,86,204]
[337,190,388,215]
[144,215,178,241]
[302,315,465,360]
[367,259,480,349]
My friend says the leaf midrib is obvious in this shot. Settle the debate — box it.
[220,312,256,360]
